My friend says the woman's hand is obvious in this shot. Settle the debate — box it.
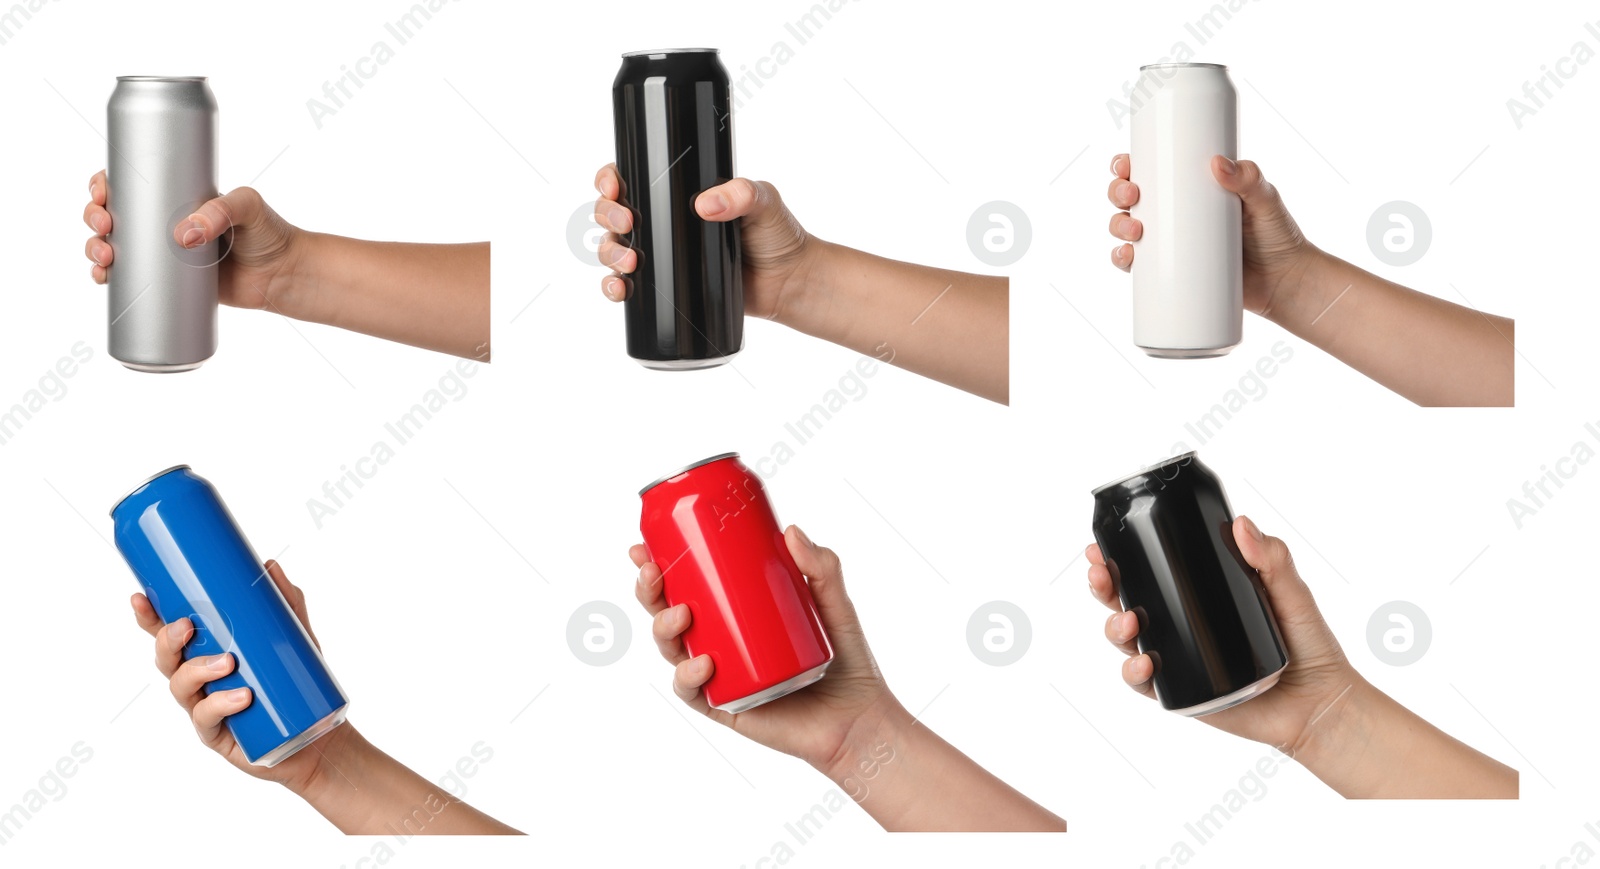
[128,559,353,797]
[1107,154,1317,318]
[631,525,891,772]
[592,164,817,322]
[1086,515,1357,753]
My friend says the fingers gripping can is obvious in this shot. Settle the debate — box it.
[639,453,832,712]
[106,76,220,372]
[112,466,348,766]
[1090,452,1288,716]
[612,49,744,370]
[1129,63,1243,358]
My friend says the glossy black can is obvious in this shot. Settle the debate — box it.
[1090,452,1288,716]
[612,48,743,370]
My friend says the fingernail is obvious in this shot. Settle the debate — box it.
[1110,155,1122,175]
[793,526,814,548]
[700,192,727,216]
[229,688,251,704]
[166,622,189,643]
[1219,157,1238,175]
[1243,516,1263,541]
[693,656,711,677]
[602,280,617,301]
[206,655,230,672]
[89,247,103,267]
[1112,245,1125,263]
[179,222,204,248]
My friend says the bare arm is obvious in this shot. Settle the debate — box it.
[781,242,1008,404]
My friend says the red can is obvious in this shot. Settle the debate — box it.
[639,452,833,712]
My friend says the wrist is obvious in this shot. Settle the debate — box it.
[769,237,840,335]
[286,721,369,805]
[814,693,909,789]
[1285,668,1377,783]
[270,229,330,324]
[1259,245,1339,327]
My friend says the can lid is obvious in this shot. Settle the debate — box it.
[639,452,739,496]
[110,464,192,517]
[115,76,209,82]
[621,48,719,57]
[1091,451,1198,496]
[1139,62,1228,71]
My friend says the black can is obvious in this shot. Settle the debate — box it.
[1090,452,1288,716]
[612,48,743,370]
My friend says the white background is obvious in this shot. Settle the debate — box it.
[0,0,1591,866]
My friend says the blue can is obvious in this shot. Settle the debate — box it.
[111,465,348,767]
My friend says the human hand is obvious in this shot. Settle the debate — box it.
[1086,515,1360,753]
[630,525,892,771]
[85,171,308,313]
[128,559,357,796]
[1107,155,1318,317]
[592,164,817,322]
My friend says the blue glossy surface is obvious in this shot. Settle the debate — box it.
[112,467,347,764]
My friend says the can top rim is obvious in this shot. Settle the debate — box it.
[1139,62,1227,71]
[116,76,209,82]
[639,452,740,496]
[1091,451,1198,496]
[621,48,719,57]
[110,464,192,517]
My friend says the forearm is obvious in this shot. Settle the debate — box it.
[1292,677,1517,799]
[779,241,1009,404]
[288,234,490,361]
[817,697,1063,831]
[294,726,522,834]
[1266,250,1512,406]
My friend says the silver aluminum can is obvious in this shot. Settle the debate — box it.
[1129,63,1242,358]
[106,76,219,372]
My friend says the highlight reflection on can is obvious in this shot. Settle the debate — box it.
[106,76,220,372]
[639,453,831,712]
[1090,452,1287,716]
[1129,62,1242,358]
[112,466,348,766]
[612,49,744,370]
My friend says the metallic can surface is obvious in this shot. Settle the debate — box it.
[612,49,744,370]
[111,466,347,765]
[1129,63,1243,358]
[1090,452,1288,716]
[639,453,831,712]
[106,76,220,372]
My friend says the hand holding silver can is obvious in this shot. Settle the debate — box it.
[106,76,219,372]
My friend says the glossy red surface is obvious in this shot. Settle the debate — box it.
[640,455,832,709]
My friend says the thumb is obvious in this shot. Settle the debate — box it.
[174,186,265,249]
[784,525,860,636]
[1211,157,1286,220]
[695,177,776,224]
[1232,515,1317,620]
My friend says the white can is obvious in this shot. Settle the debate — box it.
[1129,63,1242,358]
